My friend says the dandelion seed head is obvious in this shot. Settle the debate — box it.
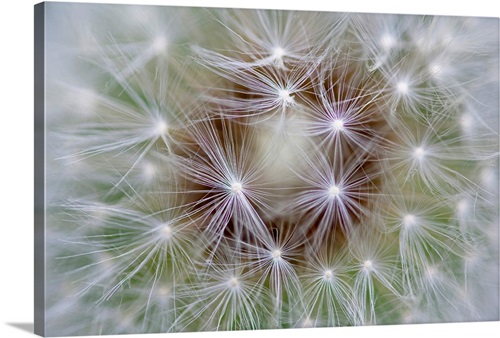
[46,7,500,332]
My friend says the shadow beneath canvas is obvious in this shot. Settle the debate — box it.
[6,322,34,334]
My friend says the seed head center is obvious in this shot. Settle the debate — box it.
[414,146,425,160]
[403,214,416,227]
[156,119,168,135]
[397,81,409,94]
[328,185,340,197]
[272,249,282,259]
[228,277,240,288]
[332,119,344,132]
[230,182,243,194]
[162,224,172,239]
[278,89,294,105]
[272,47,286,60]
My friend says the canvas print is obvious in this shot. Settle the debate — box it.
[35,2,499,336]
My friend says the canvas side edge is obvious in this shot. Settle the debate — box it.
[34,2,46,337]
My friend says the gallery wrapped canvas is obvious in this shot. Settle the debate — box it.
[34,1,499,336]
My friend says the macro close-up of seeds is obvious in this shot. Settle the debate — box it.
[37,2,499,336]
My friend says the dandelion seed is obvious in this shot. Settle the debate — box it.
[193,46,313,121]
[349,228,402,324]
[386,196,465,299]
[301,245,362,326]
[301,57,383,154]
[350,13,408,72]
[175,118,272,242]
[177,245,270,331]
[204,9,344,69]
[383,118,480,194]
[287,147,377,244]
[238,222,303,324]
